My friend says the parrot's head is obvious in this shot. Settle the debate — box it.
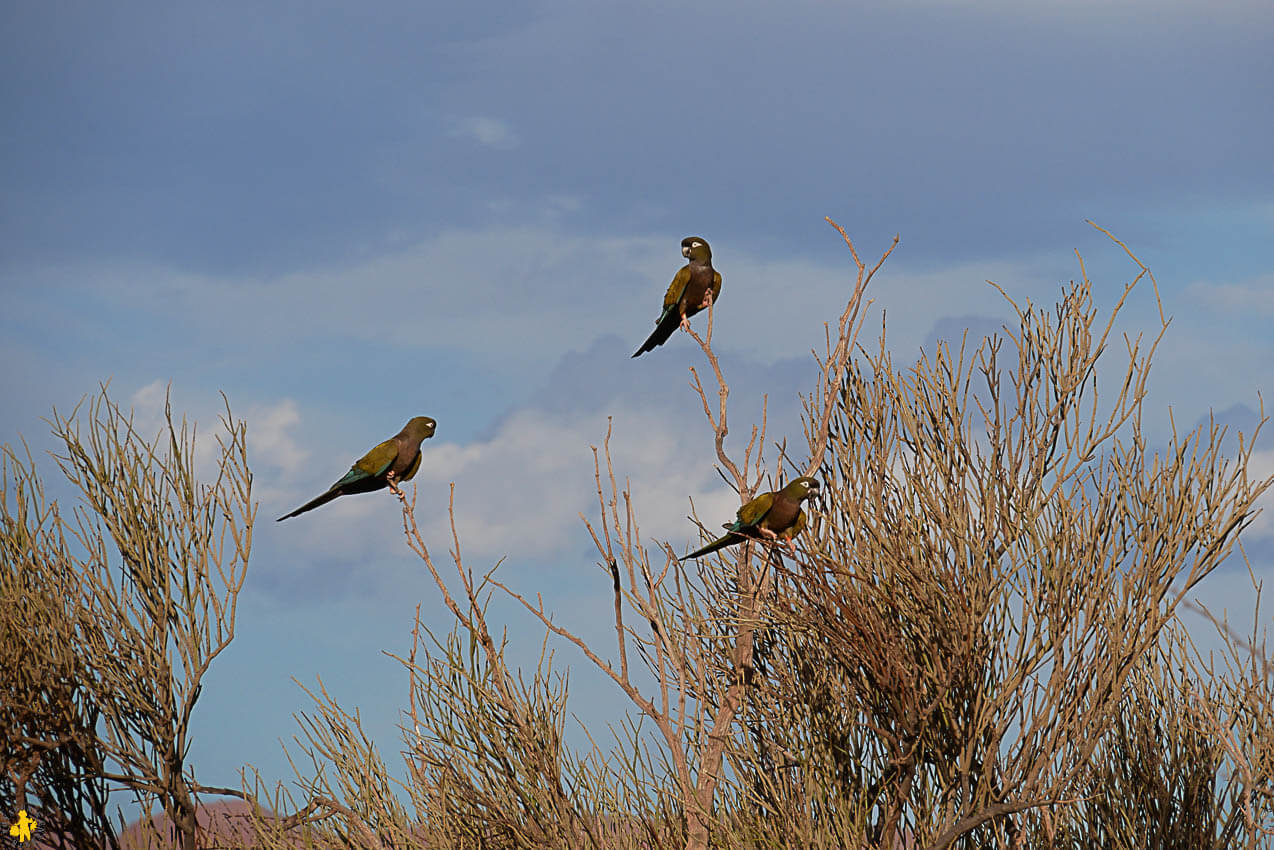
[785,476,821,504]
[405,416,437,442]
[681,236,712,262]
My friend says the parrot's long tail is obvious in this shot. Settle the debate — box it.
[277,488,341,521]
[632,310,680,358]
[680,532,739,561]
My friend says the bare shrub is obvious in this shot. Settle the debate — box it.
[2,444,118,849]
[725,230,1270,849]
[2,388,254,850]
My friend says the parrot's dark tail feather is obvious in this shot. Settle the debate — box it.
[681,534,734,561]
[633,311,680,358]
[276,488,341,521]
[632,331,661,358]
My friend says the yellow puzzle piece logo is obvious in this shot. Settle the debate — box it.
[9,810,37,843]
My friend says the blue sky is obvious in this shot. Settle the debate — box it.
[3,0,1272,811]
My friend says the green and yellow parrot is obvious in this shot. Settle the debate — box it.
[632,236,723,357]
[682,477,821,560]
[277,416,437,521]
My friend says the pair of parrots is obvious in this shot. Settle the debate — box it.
[279,236,819,560]
[630,236,820,559]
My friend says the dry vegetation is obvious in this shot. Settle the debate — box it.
[2,394,254,849]
[3,223,1272,849]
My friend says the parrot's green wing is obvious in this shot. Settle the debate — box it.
[400,450,423,483]
[660,266,692,317]
[683,491,773,561]
[711,270,722,303]
[732,491,775,530]
[332,439,398,487]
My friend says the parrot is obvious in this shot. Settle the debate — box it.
[632,236,722,357]
[682,477,821,560]
[277,416,437,521]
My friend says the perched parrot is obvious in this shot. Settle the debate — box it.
[682,477,821,560]
[277,416,437,521]
[632,236,723,357]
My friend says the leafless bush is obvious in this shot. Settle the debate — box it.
[2,443,118,849]
[722,228,1271,849]
[2,388,255,850]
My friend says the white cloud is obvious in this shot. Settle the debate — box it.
[546,194,584,214]
[447,115,519,150]
[246,398,307,477]
[127,379,225,479]
[130,379,171,425]
[258,226,1051,368]
[1186,274,1274,316]
[261,398,756,592]
[256,226,667,356]
[409,406,743,562]
[124,382,308,513]
[1246,448,1274,540]
[2,225,1103,389]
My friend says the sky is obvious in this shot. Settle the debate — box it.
[2,0,1272,815]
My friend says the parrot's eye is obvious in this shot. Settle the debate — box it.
[691,241,703,248]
